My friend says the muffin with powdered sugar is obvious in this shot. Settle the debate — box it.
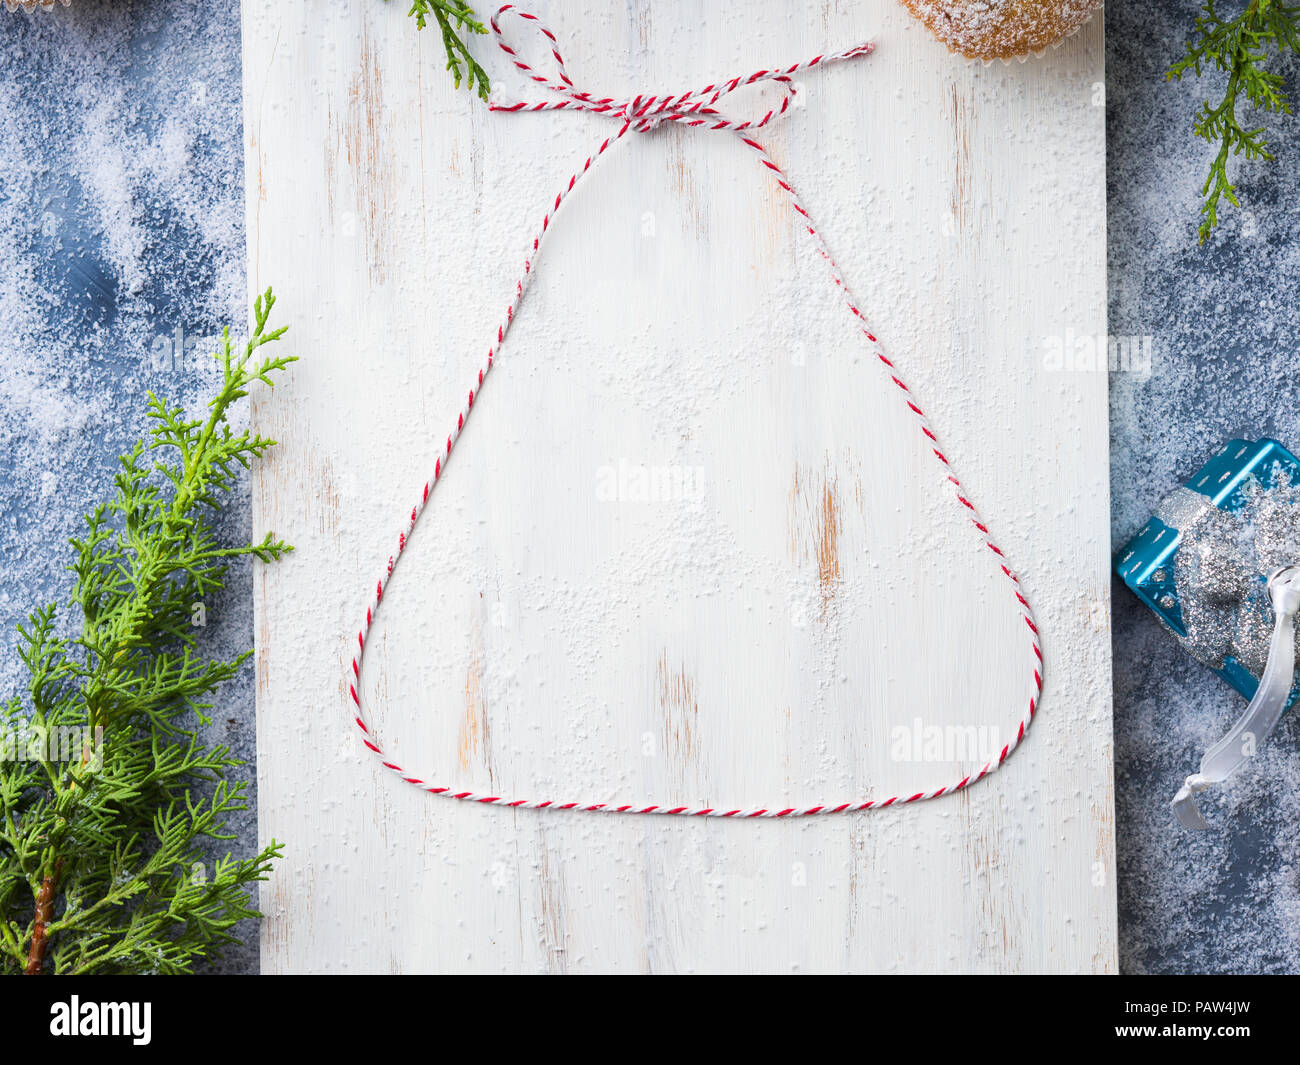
[901,0,1102,61]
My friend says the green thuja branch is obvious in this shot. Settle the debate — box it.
[0,289,294,975]
[1169,0,1300,242]
[392,0,490,99]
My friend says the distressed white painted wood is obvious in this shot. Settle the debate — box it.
[242,0,1114,973]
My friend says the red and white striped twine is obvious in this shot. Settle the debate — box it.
[346,5,1044,818]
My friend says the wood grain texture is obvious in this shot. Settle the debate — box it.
[242,0,1115,973]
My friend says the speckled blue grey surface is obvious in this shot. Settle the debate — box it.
[3,1,1299,975]
[0,0,257,974]
[1110,2,1300,973]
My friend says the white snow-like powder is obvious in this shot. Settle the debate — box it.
[1110,1,1300,974]
[4,0,1294,976]
[0,0,256,973]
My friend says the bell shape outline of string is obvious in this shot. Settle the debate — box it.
[345,5,1045,819]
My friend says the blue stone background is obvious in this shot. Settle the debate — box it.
[0,0,257,974]
[1109,2,1300,973]
[2,0,1299,974]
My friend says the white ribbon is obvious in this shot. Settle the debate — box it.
[1171,565,1300,829]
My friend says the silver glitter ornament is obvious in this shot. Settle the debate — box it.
[1115,439,1300,827]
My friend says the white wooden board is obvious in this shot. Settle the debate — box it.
[243,0,1115,973]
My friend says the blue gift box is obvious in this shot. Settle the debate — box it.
[1114,437,1300,709]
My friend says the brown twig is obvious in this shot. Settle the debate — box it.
[24,863,60,975]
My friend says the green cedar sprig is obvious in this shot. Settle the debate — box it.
[397,0,490,99]
[0,288,294,974]
[1169,0,1300,242]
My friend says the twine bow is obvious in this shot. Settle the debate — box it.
[487,4,874,135]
